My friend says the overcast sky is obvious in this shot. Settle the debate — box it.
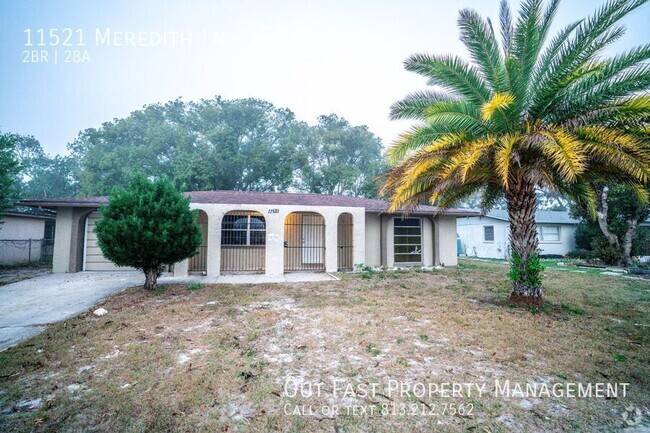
[0,0,648,156]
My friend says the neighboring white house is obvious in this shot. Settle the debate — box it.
[457,210,579,259]
[21,190,478,276]
[0,207,56,265]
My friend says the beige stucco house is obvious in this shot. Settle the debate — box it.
[22,191,476,276]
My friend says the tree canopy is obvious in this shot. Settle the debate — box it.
[68,97,385,197]
[11,133,80,199]
[295,114,387,197]
[0,133,20,216]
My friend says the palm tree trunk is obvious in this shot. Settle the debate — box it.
[505,177,543,306]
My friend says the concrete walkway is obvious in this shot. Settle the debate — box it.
[0,271,338,351]
[162,272,339,285]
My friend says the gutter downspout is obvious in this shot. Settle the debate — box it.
[379,213,384,267]
[429,216,437,266]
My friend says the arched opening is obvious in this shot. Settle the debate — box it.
[220,211,266,274]
[188,210,208,274]
[337,213,354,271]
[284,212,325,272]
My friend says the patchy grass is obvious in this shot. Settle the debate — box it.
[0,259,649,432]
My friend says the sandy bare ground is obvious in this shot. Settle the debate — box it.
[0,265,52,286]
[0,259,648,432]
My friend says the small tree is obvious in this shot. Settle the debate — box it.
[571,184,650,265]
[95,175,202,290]
[0,133,20,217]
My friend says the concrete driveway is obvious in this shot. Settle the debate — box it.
[0,271,338,351]
[0,272,142,351]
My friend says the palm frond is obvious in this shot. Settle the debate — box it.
[386,123,480,164]
[535,129,587,182]
[548,44,650,122]
[499,0,513,57]
[424,100,488,135]
[531,26,626,117]
[576,127,650,183]
[385,0,650,221]
[532,20,582,90]
[532,0,648,115]
[632,184,650,204]
[404,54,491,105]
[554,177,598,217]
[430,181,487,210]
[538,0,561,44]
[389,90,459,121]
[458,8,506,92]
[510,0,544,106]
[481,92,516,121]
[494,133,520,187]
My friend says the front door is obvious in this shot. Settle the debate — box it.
[302,214,323,264]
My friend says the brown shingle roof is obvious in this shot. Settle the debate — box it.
[20,190,478,216]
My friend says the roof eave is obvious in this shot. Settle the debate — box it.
[19,199,105,208]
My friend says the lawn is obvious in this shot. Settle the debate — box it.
[1,259,648,432]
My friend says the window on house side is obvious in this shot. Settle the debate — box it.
[539,225,560,242]
[221,214,266,246]
[484,225,495,242]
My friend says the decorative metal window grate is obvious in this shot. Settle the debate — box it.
[221,211,266,274]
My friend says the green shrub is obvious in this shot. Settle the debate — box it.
[591,238,621,265]
[95,174,203,291]
[566,249,593,260]
[508,251,544,289]
[186,283,202,291]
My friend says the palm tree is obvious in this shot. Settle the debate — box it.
[383,0,650,304]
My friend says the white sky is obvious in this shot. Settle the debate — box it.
[0,0,648,155]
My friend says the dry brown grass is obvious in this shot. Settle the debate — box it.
[1,259,648,432]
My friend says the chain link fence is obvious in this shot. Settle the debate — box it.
[0,239,53,266]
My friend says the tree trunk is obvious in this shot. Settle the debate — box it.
[596,186,620,251]
[144,268,158,291]
[505,177,543,306]
[621,218,638,266]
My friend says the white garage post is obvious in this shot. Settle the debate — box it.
[265,212,284,276]
[206,210,222,276]
[324,214,338,273]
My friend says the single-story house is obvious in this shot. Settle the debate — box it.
[21,191,477,276]
[0,207,56,265]
[457,210,579,259]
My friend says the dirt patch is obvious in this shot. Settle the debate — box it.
[0,265,51,286]
[0,261,648,432]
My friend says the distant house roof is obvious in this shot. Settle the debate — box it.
[3,206,56,220]
[469,209,579,225]
[20,190,479,217]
